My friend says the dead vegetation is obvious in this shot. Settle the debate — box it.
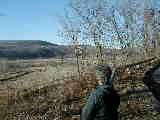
[0,56,159,120]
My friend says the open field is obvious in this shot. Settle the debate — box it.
[0,58,77,98]
[0,58,80,119]
[0,57,160,120]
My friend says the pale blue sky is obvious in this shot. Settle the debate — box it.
[0,0,159,45]
[0,0,67,44]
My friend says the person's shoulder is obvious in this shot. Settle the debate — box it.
[144,64,160,77]
[143,63,160,84]
[95,85,112,96]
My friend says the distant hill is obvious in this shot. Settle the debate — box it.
[0,40,72,59]
[0,40,143,60]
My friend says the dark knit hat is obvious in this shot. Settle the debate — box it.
[95,64,112,85]
[95,64,112,75]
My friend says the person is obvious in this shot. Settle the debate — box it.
[80,64,120,120]
[143,63,160,112]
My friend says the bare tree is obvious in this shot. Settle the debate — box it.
[59,0,159,65]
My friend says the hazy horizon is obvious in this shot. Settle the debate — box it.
[0,39,65,45]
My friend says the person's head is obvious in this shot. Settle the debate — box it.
[95,64,112,85]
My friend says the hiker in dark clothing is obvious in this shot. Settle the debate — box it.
[143,63,160,112]
[81,64,120,120]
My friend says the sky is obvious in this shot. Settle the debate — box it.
[0,0,67,44]
[0,0,159,45]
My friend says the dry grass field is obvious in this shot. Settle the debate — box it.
[0,56,160,120]
[0,58,78,119]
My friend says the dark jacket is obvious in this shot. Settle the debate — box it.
[80,85,120,120]
[143,63,160,102]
